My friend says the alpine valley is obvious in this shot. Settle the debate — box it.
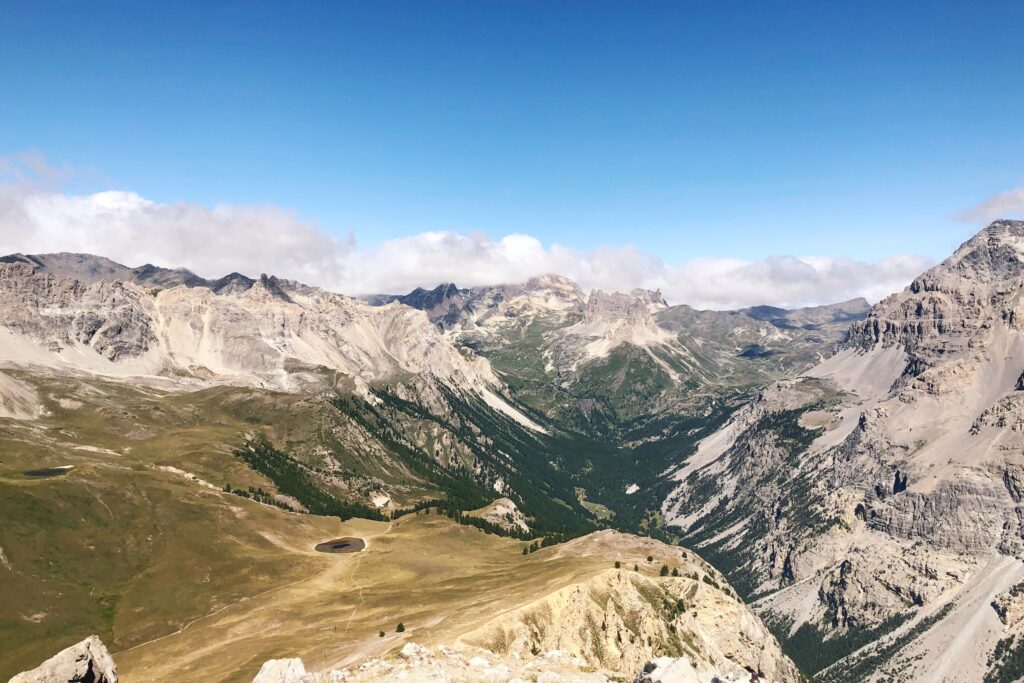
[4,221,1024,683]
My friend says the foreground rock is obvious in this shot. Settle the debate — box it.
[9,635,117,683]
[252,642,764,682]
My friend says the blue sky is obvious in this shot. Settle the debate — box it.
[0,2,1022,305]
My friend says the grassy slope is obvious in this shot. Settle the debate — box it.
[0,374,371,678]
[0,370,596,678]
[116,514,701,682]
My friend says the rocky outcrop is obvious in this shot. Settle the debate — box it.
[634,657,748,683]
[9,635,117,683]
[463,568,795,681]
[448,530,798,682]
[252,644,620,682]
[251,657,307,683]
[467,497,530,533]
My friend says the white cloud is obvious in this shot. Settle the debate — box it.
[0,157,931,310]
[0,186,355,286]
[955,188,1024,224]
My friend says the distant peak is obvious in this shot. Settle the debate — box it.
[916,218,1024,288]
[258,273,295,303]
[0,253,43,269]
[210,272,256,294]
[983,217,1024,231]
[526,273,578,287]
[961,219,1024,249]
[629,288,668,309]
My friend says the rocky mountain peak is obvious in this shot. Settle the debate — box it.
[584,290,658,325]
[1,251,214,290]
[522,273,585,297]
[131,262,208,289]
[256,273,296,303]
[410,282,464,309]
[1,251,134,282]
[210,271,256,294]
[365,282,470,320]
[629,288,669,310]
[912,218,1024,291]
[658,222,1024,680]
[848,220,1024,366]
[0,252,43,268]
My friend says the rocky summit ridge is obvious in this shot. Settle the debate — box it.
[0,253,509,404]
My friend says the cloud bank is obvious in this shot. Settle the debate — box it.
[0,162,930,310]
[955,187,1024,224]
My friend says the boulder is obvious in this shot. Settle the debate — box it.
[251,658,307,683]
[9,635,117,683]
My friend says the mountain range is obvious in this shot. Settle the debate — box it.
[4,220,1024,683]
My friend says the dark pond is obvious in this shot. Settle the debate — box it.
[314,537,366,554]
[24,466,73,478]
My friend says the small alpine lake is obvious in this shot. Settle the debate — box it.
[314,537,365,554]
[23,466,74,478]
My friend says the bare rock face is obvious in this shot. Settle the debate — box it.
[9,635,117,683]
[0,261,157,362]
[457,531,798,683]
[847,219,1024,388]
[662,220,1024,680]
[0,257,501,398]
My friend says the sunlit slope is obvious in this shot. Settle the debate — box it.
[0,374,372,678]
[116,515,796,682]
